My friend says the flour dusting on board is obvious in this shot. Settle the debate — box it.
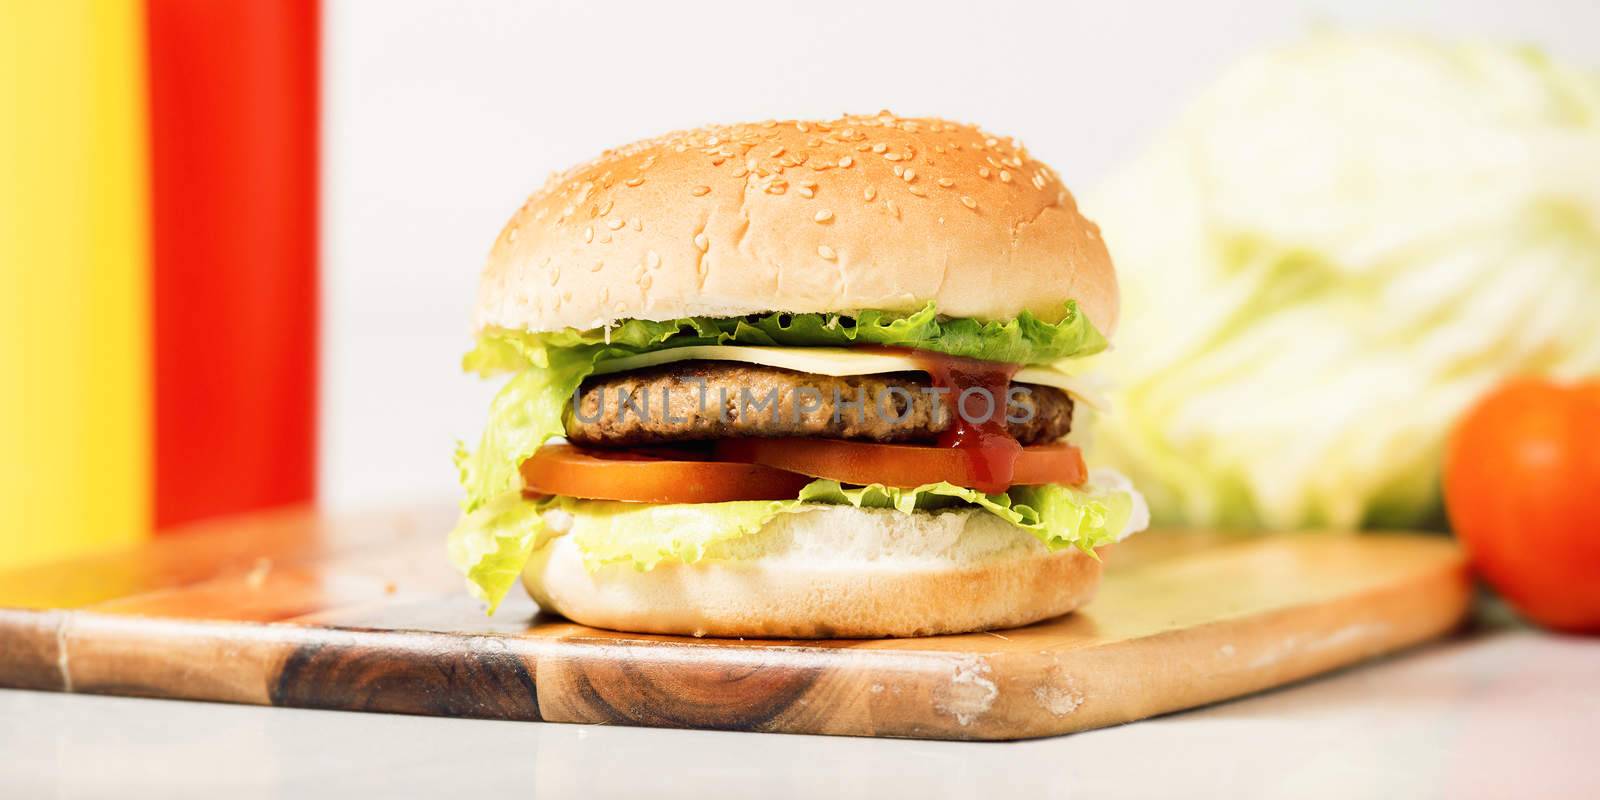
[54,616,73,693]
[1248,623,1393,669]
[1034,682,1084,716]
[933,655,997,726]
[1031,664,1086,717]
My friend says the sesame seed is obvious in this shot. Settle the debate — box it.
[583,226,594,243]
[1033,175,1047,188]
[646,250,661,269]
[838,156,853,168]
[817,245,836,260]
[631,217,642,231]
[769,146,785,158]
[960,195,977,209]
[884,152,903,162]
[607,218,624,231]
[589,260,603,272]
[892,165,904,177]
[907,185,926,197]
[863,186,877,201]
[640,273,652,289]
[903,168,916,182]
[598,199,614,216]
[872,142,887,154]
[979,167,991,179]
[798,186,815,198]
[691,185,710,196]
[814,209,833,223]
[625,177,644,187]
[937,177,954,188]
[885,199,900,219]
[693,233,709,251]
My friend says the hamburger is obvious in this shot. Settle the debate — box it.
[449,112,1147,638]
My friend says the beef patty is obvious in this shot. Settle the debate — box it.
[564,361,1073,447]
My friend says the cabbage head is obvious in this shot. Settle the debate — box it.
[1084,33,1600,530]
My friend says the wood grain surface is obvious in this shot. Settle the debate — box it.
[0,506,1472,740]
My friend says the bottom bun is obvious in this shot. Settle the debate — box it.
[522,505,1102,638]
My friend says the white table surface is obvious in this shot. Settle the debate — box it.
[3,614,1596,800]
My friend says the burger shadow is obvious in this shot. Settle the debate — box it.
[523,604,1102,650]
[522,608,870,650]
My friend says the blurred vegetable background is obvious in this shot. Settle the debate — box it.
[1085,33,1600,530]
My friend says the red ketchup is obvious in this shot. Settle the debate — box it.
[882,347,1022,494]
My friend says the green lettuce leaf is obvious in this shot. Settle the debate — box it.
[793,479,1135,556]
[445,491,555,611]
[473,302,1106,373]
[451,475,1142,610]
[555,497,785,571]
[453,347,597,512]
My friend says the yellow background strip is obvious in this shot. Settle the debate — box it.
[1,1,151,568]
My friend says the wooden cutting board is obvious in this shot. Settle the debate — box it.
[0,506,1470,740]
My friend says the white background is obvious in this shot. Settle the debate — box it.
[319,0,1600,511]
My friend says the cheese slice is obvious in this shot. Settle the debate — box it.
[589,345,1108,409]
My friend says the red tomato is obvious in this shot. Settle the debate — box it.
[715,438,1088,493]
[1445,378,1600,633]
[520,444,812,503]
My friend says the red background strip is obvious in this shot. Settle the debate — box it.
[148,0,319,529]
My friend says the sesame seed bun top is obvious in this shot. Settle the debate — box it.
[474,112,1119,337]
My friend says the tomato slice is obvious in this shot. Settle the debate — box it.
[714,438,1087,493]
[520,444,813,503]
